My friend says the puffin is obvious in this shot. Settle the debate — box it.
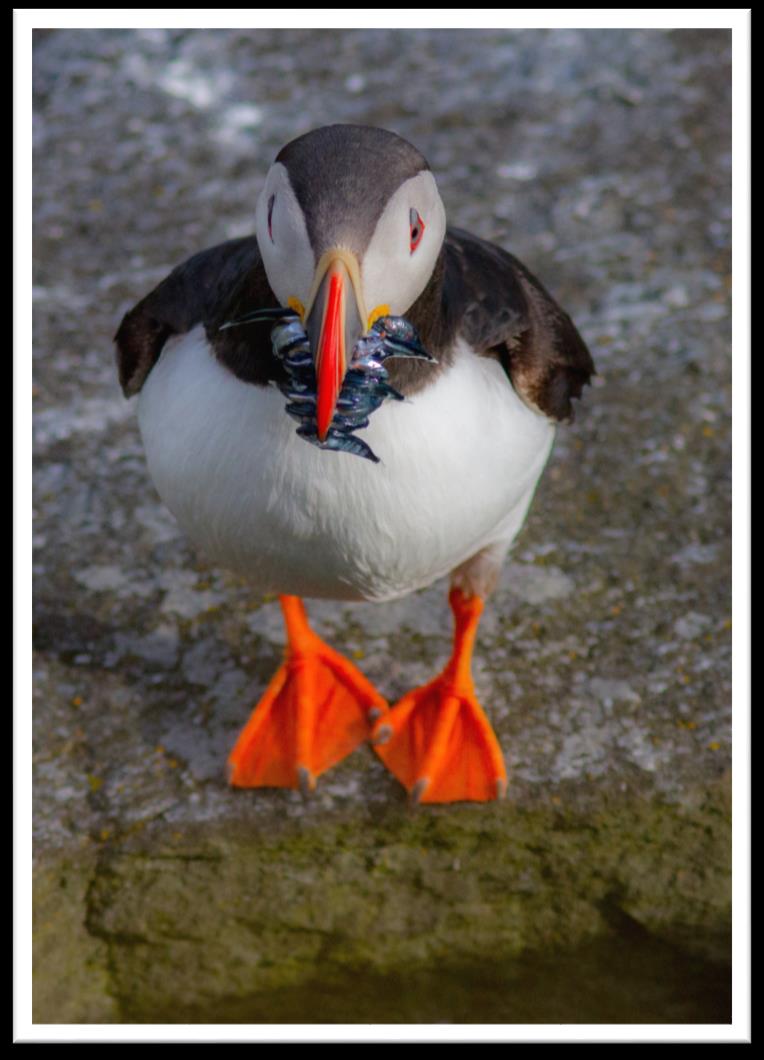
[115,124,593,804]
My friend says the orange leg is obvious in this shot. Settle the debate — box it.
[372,588,507,803]
[228,596,387,792]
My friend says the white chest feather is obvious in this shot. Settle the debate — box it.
[137,327,555,601]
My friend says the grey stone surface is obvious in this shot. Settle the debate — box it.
[32,28,731,1023]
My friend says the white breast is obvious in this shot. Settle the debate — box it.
[137,326,555,601]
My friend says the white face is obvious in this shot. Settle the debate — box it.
[361,170,446,317]
[255,164,446,321]
[255,162,315,311]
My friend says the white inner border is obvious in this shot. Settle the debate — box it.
[15,7,751,1045]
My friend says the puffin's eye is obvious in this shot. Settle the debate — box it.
[409,208,425,253]
[267,195,276,242]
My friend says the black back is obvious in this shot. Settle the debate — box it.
[437,228,594,420]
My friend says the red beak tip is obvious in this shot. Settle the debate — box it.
[314,268,346,445]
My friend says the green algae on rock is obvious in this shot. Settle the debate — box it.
[34,775,730,1023]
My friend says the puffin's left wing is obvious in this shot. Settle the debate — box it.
[443,227,594,422]
[115,236,278,397]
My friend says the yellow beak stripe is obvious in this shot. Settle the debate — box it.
[287,297,388,333]
[367,304,390,330]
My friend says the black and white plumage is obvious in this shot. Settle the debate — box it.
[115,124,592,606]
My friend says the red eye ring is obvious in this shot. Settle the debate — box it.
[409,208,425,253]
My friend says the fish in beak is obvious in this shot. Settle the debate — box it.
[218,250,435,464]
[304,249,367,441]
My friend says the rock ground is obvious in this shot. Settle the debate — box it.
[32,28,732,1023]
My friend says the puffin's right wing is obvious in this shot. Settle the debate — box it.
[443,227,595,422]
[114,236,279,397]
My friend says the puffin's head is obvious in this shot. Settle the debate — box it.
[255,124,446,439]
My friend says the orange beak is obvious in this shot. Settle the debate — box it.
[304,250,367,442]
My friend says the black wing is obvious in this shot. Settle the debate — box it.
[442,227,594,422]
[114,236,281,397]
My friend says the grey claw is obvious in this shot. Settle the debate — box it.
[371,723,392,746]
[297,765,316,797]
[410,777,429,804]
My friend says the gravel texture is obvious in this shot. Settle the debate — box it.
[32,27,732,1023]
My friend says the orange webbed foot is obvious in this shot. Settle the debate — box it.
[371,680,507,803]
[228,597,387,792]
[371,588,507,804]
